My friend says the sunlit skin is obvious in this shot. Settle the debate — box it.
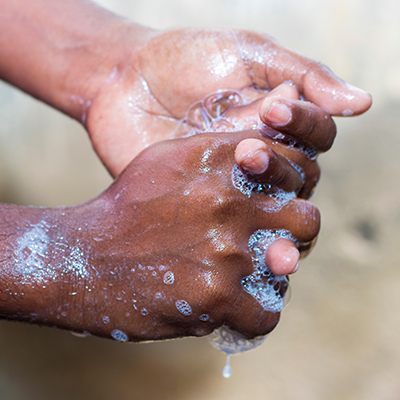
[0,0,372,340]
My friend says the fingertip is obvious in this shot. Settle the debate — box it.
[342,83,373,115]
[266,82,300,100]
[259,97,293,127]
[303,68,373,116]
[235,139,270,174]
[264,102,292,126]
[265,239,300,276]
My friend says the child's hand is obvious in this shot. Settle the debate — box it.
[86,27,371,176]
[74,129,319,340]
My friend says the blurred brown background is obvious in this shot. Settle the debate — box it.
[0,0,399,399]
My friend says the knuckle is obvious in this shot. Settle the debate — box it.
[228,307,281,339]
[319,116,337,152]
[303,203,321,240]
[289,199,321,242]
[210,191,237,221]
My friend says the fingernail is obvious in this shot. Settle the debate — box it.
[242,150,269,174]
[265,103,292,126]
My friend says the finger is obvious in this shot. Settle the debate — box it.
[237,33,372,115]
[237,82,300,108]
[300,62,373,116]
[226,304,281,339]
[264,238,300,276]
[222,82,300,123]
[251,198,321,243]
[259,97,337,152]
[263,49,372,115]
[195,128,319,199]
[234,138,303,193]
[265,82,300,101]
[264,137,320,199]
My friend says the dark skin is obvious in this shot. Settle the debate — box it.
[0,129,319,341]
[0,0,372,341]
[88,28,369,176]
[0,0,371,177]
[0,67,340,342]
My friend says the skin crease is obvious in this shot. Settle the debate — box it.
[0,130,320,341]
[0,0,372,341]
[0,0,371,178]
[87,27,371,177]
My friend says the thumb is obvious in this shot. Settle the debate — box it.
[236,32,372,116]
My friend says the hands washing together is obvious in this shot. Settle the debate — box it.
[0,0,371,343]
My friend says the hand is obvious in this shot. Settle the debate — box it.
[0,128,319,340]
[0,1,371,176]
[87,27,372,176]
[78,129,319,340]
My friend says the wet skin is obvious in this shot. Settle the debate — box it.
[0,129,319,341]
[0,0,372,341]
[0,0,371,178]
[0,82,327,340]
[88,27,371,177]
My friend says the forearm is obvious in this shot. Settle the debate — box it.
[0,0,153,122]
[0,194,174,341]
[0,200,104,333]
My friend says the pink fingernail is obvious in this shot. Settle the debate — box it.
[242,150,269,174]
[265,103,292,126]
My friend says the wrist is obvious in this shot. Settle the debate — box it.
[0,0,155,123]
[0,199,106,333]
[68,20,157,125]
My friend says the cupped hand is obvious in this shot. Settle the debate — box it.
[86,27,371,177]
[80,129,319,341]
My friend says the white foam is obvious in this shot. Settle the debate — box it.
[62,245,89,279]
[141,308,149,316]
[232,164,295,212]
[208,326,266,355]
[288,160,306,182]
[175,300,192,316]
[71,331,91,338]
[111,329,129,342]
[208,230,296,360]
[243,229,296,312]
[163,271,175,284]
[232,164,270,197]
[199,314,210,322]
[13,222,55,284]
[12,221,89,287]
[342,109,354,116]
[262,189,296,213]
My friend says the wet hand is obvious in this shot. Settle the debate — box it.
[80,129,319,340]
[86,27,371,177]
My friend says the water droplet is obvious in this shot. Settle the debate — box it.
[222,354,232,378]
[199,314,209,321]
[175,299,192,316]
[71,331,91,338]
[163,271,175,284]
[111,329,129,342]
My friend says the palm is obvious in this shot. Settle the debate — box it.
[87,28,269,176]
[86,27,371,177]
